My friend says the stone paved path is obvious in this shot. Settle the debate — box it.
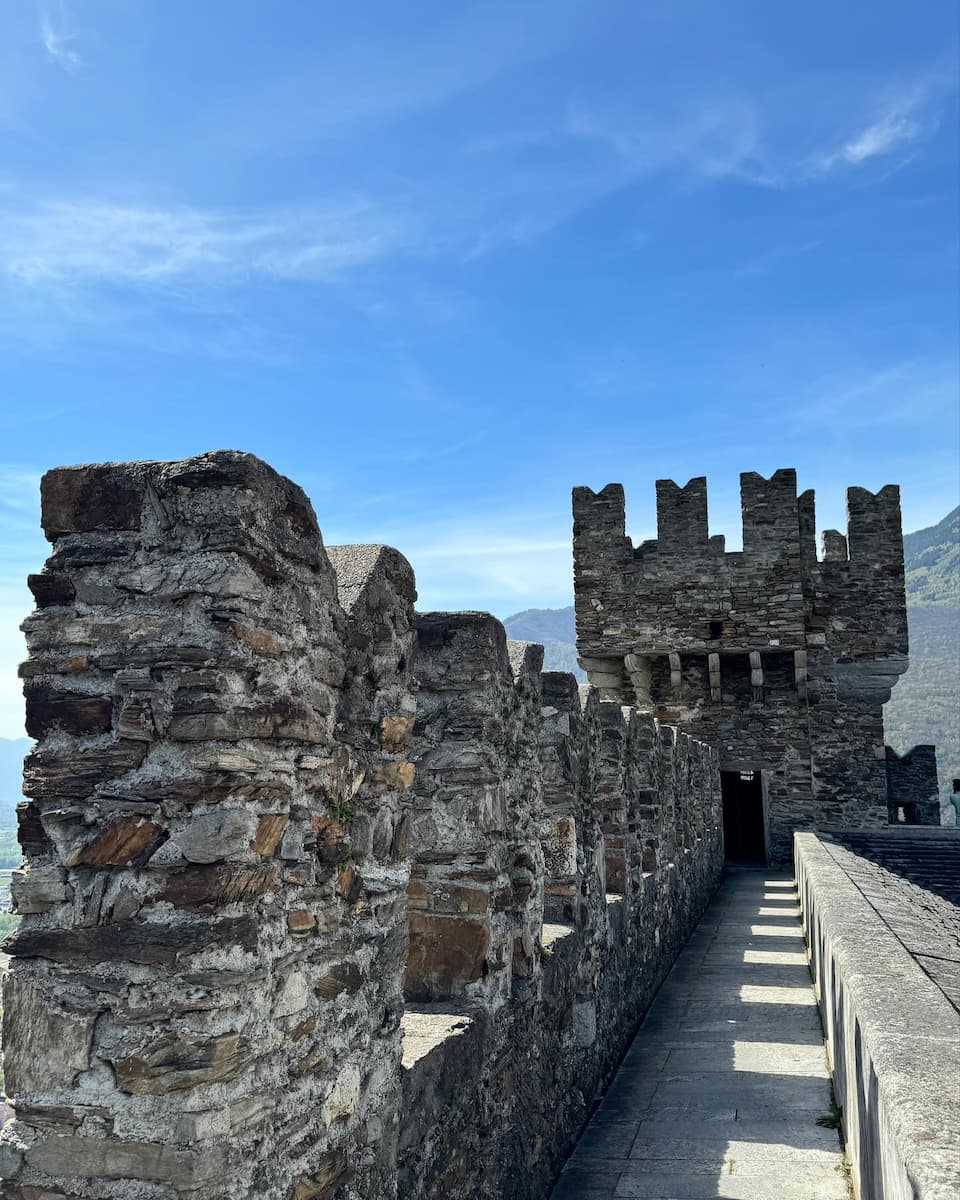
[550,869,847,1199]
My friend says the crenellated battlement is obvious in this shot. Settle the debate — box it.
[573,468,908,663]
[739,468,800,559]
[655,476,709,554]
[846,483,904,562]
[573,466,923,863]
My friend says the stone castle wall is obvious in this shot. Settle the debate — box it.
[572,469,921,860]
[885,744,941,826]
[0,451,724,1200]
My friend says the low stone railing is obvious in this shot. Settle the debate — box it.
[0,451,724,1200]
[795,831,960,1200]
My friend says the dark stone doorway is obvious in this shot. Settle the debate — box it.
[721,769,766,863]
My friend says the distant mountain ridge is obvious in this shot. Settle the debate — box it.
[502,607,581,677]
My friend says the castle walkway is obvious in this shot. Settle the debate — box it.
[550,869,847,1200]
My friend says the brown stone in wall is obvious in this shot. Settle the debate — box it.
[406,912,491,1000]
[23,685,113,738]
[23,740,148,800]
[381,713,415,752]
[159,863,276,909]
[252,812,289,854]
[315,961,363,999]
[71,817,165,867]
[5,914,259,965]
[114,1032,246,1094]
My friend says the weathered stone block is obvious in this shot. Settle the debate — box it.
[405,913,490,1000]
[10,866,67,914]
[27,571,76,608]
[26,1134,221,1188]
[173,808,256,864]
[5,915,258,965]
[41,464,144,538]
[23,741,148,800]
[23,686,113,739]
[2,975,95,1092]
[251,813,288,855]
[159,863,275,909]
[114,1032,245,1094]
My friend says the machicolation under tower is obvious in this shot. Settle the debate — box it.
[572,468,941,864]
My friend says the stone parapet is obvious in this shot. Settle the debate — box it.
[0,449,727,1200]
[403,613,545,1009]
[795,831,960,1200]
[538,673,605,933]
[399,828,722,1200]
[2,454,416,1200]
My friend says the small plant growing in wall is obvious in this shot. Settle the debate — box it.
[816,1096,843,1131]
[332,797,356,826]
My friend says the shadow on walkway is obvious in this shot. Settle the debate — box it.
[549,869,846,1200]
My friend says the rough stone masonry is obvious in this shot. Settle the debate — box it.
[572,469,940,863]
[0,451,724,1200]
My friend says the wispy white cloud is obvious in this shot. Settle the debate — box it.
[39,1,84,72]
[808,88,937,177]
[0,70,950,330]
[568,76,949,191]
[0,197,403,289]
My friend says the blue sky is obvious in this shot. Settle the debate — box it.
[0,0,958,737]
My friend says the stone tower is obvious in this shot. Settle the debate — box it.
[572,469,936,863]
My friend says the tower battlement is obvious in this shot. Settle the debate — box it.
[574,469,908,661]
[573,467,923,862]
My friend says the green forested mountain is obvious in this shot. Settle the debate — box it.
[903,506,959,607]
